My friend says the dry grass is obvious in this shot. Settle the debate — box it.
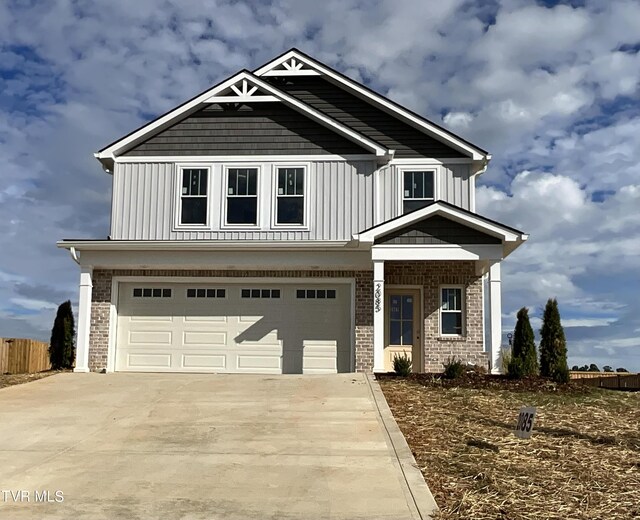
[0,370,61,389]
[379,377,640,520]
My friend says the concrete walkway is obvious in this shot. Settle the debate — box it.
[0,373,435,519]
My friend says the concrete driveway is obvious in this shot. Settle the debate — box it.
[0,373,435,519]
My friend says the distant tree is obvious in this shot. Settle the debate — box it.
[539,298,569,383]
[571,365,579,371]
[588,363,600,372]
[49,301,76,369]
[603,366,613,373]
[507,307,538,378]
[579,365,589,372]
[616,367,629,373]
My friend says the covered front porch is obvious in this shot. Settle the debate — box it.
[355,201,528,374]
[371,258,501,373]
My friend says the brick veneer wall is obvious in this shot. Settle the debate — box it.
[385,261,487,372]
[88,269,374,372]
[88,263,485,373]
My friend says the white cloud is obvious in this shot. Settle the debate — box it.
[10,298,58,312]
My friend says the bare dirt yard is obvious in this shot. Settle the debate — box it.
[379,374,640,520]
[0,370,62,389]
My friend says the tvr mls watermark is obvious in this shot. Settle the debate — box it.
[1,490,64,503]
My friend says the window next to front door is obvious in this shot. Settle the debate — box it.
[403,170,435,213]
[226,167,258,225]
[440,287,464,336]
[179,168,208,225]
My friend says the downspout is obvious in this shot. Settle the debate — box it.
[69,246,80,265]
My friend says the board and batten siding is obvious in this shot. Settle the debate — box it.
[111,161,376,241]
[111,161,472,241]
[378,163,472,222]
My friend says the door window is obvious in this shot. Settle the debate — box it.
[389,295,414,345]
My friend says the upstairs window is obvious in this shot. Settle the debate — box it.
[180,168,208,225]
[403,170,435,213]
[227,168,258,225]
[441,287,463,336]
[276,167,305,225]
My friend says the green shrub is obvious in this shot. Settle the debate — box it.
[550,363,570,384]
[539,298,569,383]
[393,353,412,376]
[49,300,76,370]
[507,356,525,380]
[510,307,538,378]
[443,356,465,380]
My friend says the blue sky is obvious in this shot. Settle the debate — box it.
[0,0,638,370]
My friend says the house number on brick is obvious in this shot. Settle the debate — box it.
[374,283,382,313]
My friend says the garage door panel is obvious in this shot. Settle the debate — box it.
[183,318,228,324]
[182,331,227,347]
[116,282,351,374]
[237,353,282,371]
[127,353,172,368]
[129,315,174,322]
[128,331,173,346]
[301,340,338,374]
[181,354,226,369]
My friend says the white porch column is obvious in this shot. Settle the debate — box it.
[488,262,502,374]
[74,266,93,373]
[373,260,385,372]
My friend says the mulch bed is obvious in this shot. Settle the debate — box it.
[378,374,640,520]
[0,370,63,389]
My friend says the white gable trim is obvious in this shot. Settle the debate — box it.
[96,71,389,162]
[354,202,528,244]
[254,50,490,162]
[262,56,321,76]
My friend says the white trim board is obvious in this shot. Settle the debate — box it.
[254,50,490,162]
[57,240,353,251]
[114,154,377,163]
[65,248,374,271]
[371,244,504,262]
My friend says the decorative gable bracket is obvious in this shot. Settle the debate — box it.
[261,57,321,77]
[204,79,280,103]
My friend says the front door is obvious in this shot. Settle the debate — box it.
[384,290,421,372]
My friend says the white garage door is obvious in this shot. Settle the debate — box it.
[115,282,352,374]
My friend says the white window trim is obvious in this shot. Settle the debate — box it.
[221,164,262,229]
[271,162,310,230]
[397,166,439,215]
[173,164,212,231]
[439,284,465,337]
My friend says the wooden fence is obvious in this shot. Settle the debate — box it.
[569,371,610,380]
[570,371,640,390]
[0,338,51,374]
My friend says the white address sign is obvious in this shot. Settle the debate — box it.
[514,406,536,439]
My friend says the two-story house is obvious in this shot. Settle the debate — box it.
[58,49,527,375]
